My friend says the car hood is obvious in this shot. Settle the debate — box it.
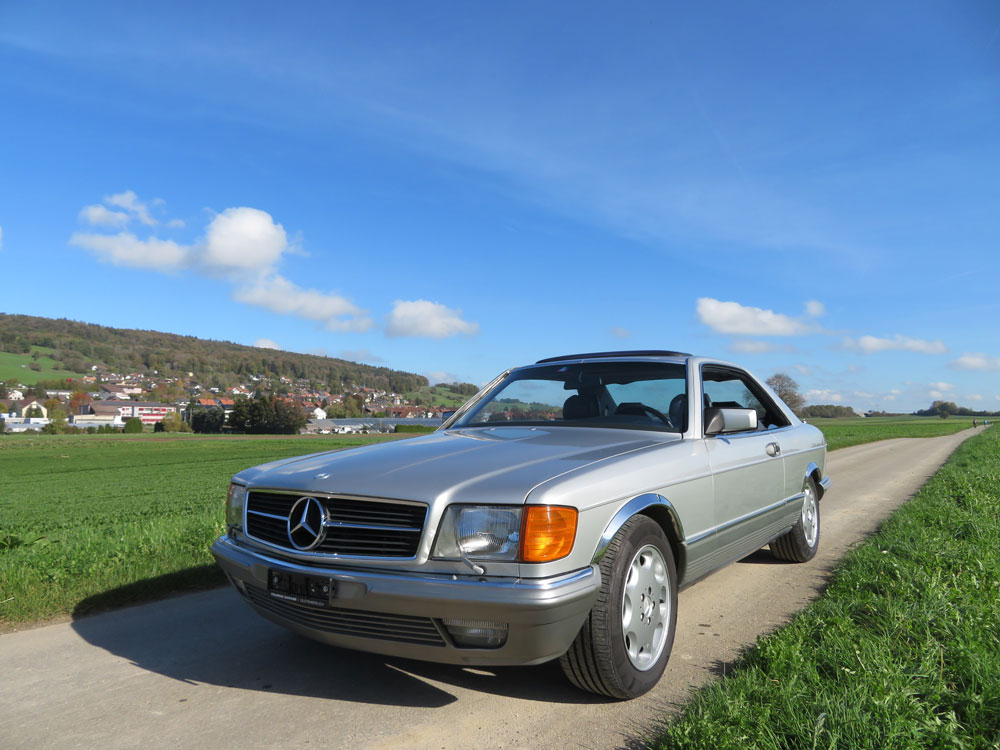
[234,426,676,504]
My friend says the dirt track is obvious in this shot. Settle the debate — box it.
[0,430,978,750]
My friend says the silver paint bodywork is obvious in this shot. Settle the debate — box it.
[212,353,829,666]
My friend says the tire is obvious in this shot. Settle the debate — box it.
[559,515,677,700]
[771,477,820,562]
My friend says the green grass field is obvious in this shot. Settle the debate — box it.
[809,415,980,451]
[0,347,87,385]
[0,433,400,624]
[0,416,985,627]
[655,425,1000,749]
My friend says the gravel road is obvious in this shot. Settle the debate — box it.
[0,430,978,750]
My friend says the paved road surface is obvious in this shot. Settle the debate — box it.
[0,430,978,750]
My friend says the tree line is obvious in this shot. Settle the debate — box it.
[0,313,428,393]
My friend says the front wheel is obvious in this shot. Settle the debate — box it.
[559,515,677,699]
[771,477,820,562]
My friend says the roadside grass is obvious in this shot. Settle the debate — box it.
[0,347,86,384]
[811,415,980,451]
[0,433,400,624]
[654,426,1000,749]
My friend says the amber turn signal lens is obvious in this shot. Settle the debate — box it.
[521,506,577,562]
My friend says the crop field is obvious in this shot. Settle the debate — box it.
[810,415,981,451]
[0,347,86,384]
[0,416,986,627]
[656,426,1000,748]
[0,433,400,625]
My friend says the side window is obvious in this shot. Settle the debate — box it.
[701,367,790,431]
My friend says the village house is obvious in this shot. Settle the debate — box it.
[90,400,177,425]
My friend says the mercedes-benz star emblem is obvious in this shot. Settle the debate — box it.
[287,496,327,550]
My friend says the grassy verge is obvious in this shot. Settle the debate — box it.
[0,433,399,624]
[654,426,1000,749]
[811,415,980,451]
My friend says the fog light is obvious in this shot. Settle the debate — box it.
[442,618,509,648]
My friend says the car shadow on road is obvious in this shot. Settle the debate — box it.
[70,583,605,708]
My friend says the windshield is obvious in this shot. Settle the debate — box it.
[452,361,688,432]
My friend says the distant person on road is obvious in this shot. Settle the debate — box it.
[974,419,978,427]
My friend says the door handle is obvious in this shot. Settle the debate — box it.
[766,442,781,457]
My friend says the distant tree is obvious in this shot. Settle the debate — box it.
[191,407,225,433]
[123,417,143,433]
[26,406,43,418]
[228,393,305,434]
[766,373,805,414]
[69,391,92,415]
[159,411,191,433]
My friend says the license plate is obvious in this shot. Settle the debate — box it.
[267,569,335,608]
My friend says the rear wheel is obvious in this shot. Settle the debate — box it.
[560,515,677,699]
[771,477,820,562]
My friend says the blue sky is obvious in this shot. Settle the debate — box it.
[1,2,998,411]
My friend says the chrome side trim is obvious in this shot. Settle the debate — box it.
[591,493,685,565]
[686,492,805,545]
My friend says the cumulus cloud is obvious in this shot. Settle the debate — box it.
[950,352,1000,370]
[728,339,779,354]
[386,299,480,338]
[842,334,947,355]
[697,298,815,336]
[105,189,157,226]
[425,370,463,384]
[806,389,843,403]
[166,218,186,229]
[968,394,984,401]
[234,274,374,332]
[804,300,825,317]
[254,338,280,349]
[929,381,955,392]
[793,364,811,375]
[69,232,188,270]
[202,207,288,272]
[80,204,130,227]
[610,326,631,339]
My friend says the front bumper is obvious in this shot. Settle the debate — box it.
[211,535,601,666]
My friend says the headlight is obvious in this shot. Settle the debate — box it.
[432,504,578,563]
[432,506,521,561]
[226,482,247,530]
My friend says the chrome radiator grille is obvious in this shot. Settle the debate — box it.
[244,490,426,557]
[245,586,445,647]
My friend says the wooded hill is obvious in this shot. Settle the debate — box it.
[0,313,428,393]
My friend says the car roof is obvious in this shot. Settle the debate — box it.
[535,350,691,364]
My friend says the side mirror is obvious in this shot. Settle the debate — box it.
[704,406,758,436]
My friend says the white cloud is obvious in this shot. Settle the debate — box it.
[254,338,280,349]
[105,189,157,226]
[929,381,955,392]
[166,218,186,229]
[386,299,480,338]
[729,339,779,354]
[697,298,814,336]
[202,207,288,272]
[804,300,825,317]
[234,274,373,332]
[950,353,1000,370]
[69,232,188,270]
[929,390,945,399]
[80,204,130,227]
[425,370,463,384]
[806,389,843,403]
[843,334,947,355]
[852,391,877,399]
[610,326,631,339]
[968,394,984,401]
[793,363,811,375]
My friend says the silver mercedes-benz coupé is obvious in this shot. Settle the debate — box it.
[211,350,830,699]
